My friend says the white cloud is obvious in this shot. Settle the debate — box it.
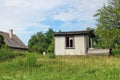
[0,0,65,32]
[4,0,64,11]
[0,0,109,44]
[4,0,29,7]
[52,0,108,22]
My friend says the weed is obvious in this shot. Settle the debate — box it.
[0,46,13,61]
[1,54,120,80]
[46,53,56,59]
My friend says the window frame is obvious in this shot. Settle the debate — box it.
[65,35,75,49]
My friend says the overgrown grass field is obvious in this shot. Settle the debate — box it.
[0,53,120,80]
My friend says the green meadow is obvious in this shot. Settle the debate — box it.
[0,52,120,80]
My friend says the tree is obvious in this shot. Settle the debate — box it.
[46,28,54,45]
[28,32,47,53]
[94,0,120,49]
[46,28,54,53]
[28,28,54,53]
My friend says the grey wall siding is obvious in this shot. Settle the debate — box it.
[55,35,87,55]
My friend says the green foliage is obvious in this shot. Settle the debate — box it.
[0,45,26,62]
[95,28,120,49]
[111,50,120,56]
[1,56,120,80]
[28,28,54,54]
[46,28,54,45]
[46,28,54,53]
[94,0,120,49]
[47,53,56,59]
[12,52,37,69]
[0,45,13,61]
[28,32,47,53]
[25,52,37,67]
[47,41,54,53]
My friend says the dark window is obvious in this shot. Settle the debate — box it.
[65,36,74,48]
[66,37,69,47]
[70,39,73,47]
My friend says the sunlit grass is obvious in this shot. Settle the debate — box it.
[0,54,120,80]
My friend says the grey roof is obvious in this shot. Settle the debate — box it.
[54,30,95,37]
[0,31,28,49]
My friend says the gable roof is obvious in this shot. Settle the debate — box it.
[0,31,28,49]
[54,30,95,38]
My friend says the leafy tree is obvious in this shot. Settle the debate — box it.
[46,28,54,45]
[47,41,54,53]
[46,28,54,53]
[28,28,54,53]
[28,32,47,53]
[94,0,120,49]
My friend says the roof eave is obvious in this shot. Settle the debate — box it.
[54,30,95,37]
[8,46,28,50]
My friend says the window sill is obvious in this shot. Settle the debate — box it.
[65,47,75,49]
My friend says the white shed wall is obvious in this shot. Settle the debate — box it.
[54,35,88,55]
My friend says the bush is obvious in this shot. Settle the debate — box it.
[111,50,120,57]
[0,45,13,61]
[47,53,56,59]
[11,51,25,58]
[15,52,37,69]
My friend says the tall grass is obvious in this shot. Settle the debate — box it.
[25,52,37,67]
[46,53,56,59]
[0,46,26,62]
[14,52,37,69]
[1,54,120,80]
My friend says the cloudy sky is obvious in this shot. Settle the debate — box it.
[0,0,108,45]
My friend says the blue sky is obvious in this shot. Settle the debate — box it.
[0,0,108,45]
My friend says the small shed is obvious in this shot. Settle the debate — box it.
[0,29,28,50]
[54,30,94,55]
[54,30,110,56]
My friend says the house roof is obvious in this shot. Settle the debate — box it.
[54,30,95,38]
[0,31,28,49]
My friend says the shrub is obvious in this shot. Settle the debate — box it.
[13,51,25,57]
[47,53,56,59]
[111,50,120,57]
[15,52,37,69]
[47,42,54,53]
[0,45,13,61]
